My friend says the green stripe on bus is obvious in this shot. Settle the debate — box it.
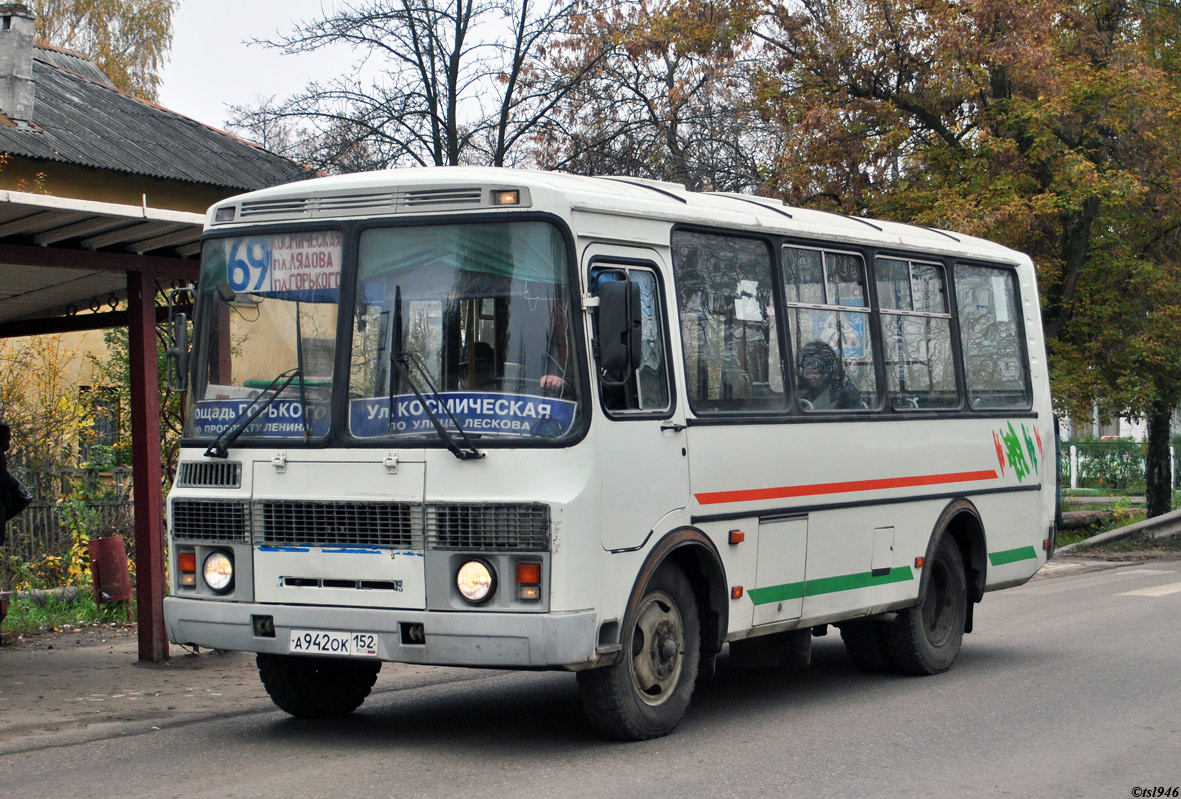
[988,546,1038,566]
[748,567,914,606]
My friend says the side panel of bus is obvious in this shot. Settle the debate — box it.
[659,227,1052,640]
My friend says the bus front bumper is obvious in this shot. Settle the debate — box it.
[164,597,598,669]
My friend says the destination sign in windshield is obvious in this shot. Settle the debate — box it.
[350,392,576,439]
[222,232,343,302]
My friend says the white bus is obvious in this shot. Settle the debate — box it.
[164,167,1056,740]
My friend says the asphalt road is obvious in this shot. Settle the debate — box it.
[4,560,1179,798]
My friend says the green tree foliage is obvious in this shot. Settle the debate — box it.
[750,0,1181,515]
[83,323,185,484]
[31,0,176,101]
[0,335,88,470]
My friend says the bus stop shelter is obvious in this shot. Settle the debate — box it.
[0,10,313,660]
[0,190,204,661]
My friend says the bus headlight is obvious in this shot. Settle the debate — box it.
[203,551,234,593]
[456,559,496,604]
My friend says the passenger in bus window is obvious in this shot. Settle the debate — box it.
[797,341,860,410]
[539,303,573,396]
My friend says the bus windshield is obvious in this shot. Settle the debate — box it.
[184,219,583,447]
[348,220,582,443]
[186,231,342,443]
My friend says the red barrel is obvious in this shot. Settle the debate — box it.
[88,536,132,603]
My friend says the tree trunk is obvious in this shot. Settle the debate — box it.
[1145,403,1173,518]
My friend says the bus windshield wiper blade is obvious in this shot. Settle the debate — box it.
[204,368,301,459]
[388,286,482,461]
[393,350,484,460]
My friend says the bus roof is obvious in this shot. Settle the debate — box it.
[208,166,1028,266]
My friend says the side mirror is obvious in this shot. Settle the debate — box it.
[596,279,641,377]
[166,284,194,393]
[167,312,190,393]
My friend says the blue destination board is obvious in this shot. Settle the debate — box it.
[350,392,576,439]
[192,398,330,438]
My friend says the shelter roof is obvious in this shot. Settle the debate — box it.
[0,190,203,327]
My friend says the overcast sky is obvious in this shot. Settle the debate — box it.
[157,0,358,131]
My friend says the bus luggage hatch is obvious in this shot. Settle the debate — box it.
[751,515,808,626]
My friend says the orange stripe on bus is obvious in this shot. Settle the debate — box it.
[694,469,1000,506]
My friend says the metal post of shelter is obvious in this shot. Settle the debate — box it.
[127,268,168,662]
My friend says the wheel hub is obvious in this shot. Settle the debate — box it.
[629,591,685,706]
[649,620,680,679]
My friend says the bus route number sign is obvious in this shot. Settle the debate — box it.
[227,238,273,293]
[225,233,343,297]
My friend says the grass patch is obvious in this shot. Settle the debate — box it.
[2,590,133,638]
[1062,487,1142,497]
[1057,529,1098,548]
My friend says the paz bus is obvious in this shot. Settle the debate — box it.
[164,167,1056,740]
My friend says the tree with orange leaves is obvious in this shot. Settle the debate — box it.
[753,0,1181,515]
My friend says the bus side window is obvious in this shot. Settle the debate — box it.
[671,231,786,413]
[954,264,1030,409]
[876,258,957,410]
[591,266,671,414]
[782,245,879,411]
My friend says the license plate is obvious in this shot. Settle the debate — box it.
[288,629,378,657]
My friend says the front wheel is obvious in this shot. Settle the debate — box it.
[257,654,381,718]
[882,536,968,675]
[577,565,700,740]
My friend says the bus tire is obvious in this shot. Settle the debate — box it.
[839,619,894,672]
[577,564,700,740]
[882,536,967,675]
[256,653,381,718]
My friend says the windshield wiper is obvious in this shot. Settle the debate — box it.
[393,350,484,460]
[205,368,301,459]
[389,287,483,461]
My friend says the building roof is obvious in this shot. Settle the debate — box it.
[0,45,314,191]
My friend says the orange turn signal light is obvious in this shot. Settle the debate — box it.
[914,556,925,569]
[516,562,541,585]
[516,562,542,601]
[178,552,196,572]
[728,529,745,545]
[731,586,744,600]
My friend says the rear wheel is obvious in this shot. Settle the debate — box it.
[257,654,381,718]
[577,565,700,740]
[882,536,968,675]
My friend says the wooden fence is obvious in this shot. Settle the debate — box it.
[1,467,134,563]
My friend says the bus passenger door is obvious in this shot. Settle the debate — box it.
[751,515,808,625]
[585,248,689,552]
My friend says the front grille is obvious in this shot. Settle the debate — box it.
[176,461,242,488]
[171,499,251,542]
[425,503,550,551]
[259,501,420,549]
[170,499,549,551]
